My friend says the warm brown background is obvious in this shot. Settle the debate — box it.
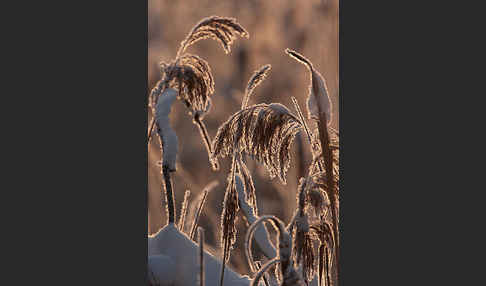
[148,0,338,275]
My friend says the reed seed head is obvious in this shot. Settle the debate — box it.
[212,103,302,184]
[177,16,249,57]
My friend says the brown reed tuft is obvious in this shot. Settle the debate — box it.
[212,103,302,184]
[292,178,316,284]
[177,16,249,58]
[160,54,214,115]
[311,218,335,286]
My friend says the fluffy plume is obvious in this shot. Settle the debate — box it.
[285,49,332,124]
[212,103,302,184]
[242,64,272,109]
[160,54,214,115]
[177,16,249,57]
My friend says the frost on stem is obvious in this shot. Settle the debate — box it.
[179,190,191,232]
[189,181,219,241]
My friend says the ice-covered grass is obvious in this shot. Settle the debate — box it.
[148,15,339,286]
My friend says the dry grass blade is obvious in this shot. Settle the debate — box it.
[291,97,313,145]
[212,103,302,184]
[190,180,219,240]
[242,64,272,109]
[177,16,249,58]
[178,190,191,232]
[285,49,332,124]
[194,113,220,170]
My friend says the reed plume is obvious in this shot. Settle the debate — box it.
[177,16,249,58]
[149,16,248,170]
[212,103,302,184]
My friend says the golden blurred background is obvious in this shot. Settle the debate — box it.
[148,0,338,274]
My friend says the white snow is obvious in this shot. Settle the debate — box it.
[148,254,176,285]
[148,224,264,286]
[156,88,179,171]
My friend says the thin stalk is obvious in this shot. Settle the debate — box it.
[325,246,331,286]
[162,165,176,224]
[178,190,190,231]
[147,116,156,145]
[190,190,209,240]
[194,114,219,170]
[255,261,270,286]
[291,96,324,172]
[251,258,282,286]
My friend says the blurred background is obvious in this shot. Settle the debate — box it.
[148,0,338,275]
